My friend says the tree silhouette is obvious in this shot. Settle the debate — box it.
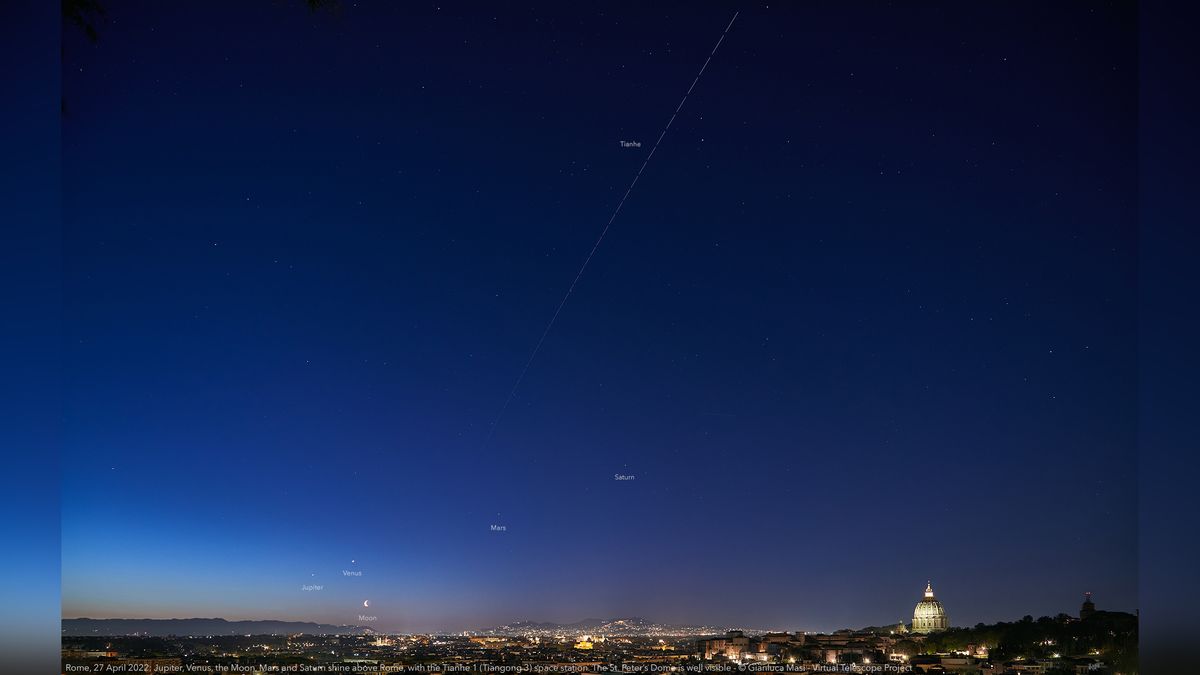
[303,0,340,11]
[62,0,340,43]
[62,0,340,116]
[62,0,105,42]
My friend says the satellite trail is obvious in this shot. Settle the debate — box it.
[487,11,741,441]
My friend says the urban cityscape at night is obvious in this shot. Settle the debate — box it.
[56,1,1138,674]
[61,589,1137,673]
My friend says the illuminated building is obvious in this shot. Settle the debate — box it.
[698,631,751,660]
[1080,592,1095,620]
[912,581,949,633]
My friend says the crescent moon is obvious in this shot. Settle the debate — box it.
[363,600,370,608]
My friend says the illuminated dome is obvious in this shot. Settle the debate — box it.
[912,582,949,634]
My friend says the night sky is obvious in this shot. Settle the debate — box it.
[61,1,1137,634]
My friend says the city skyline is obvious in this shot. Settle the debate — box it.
[61,1,1137,638]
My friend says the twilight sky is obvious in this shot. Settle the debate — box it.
[61,1,1137,633]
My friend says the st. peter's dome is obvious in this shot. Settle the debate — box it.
[912,581,949,634]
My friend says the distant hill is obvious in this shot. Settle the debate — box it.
[62,618,373,637]
[481,616,740,637]
[513,617,645,630]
